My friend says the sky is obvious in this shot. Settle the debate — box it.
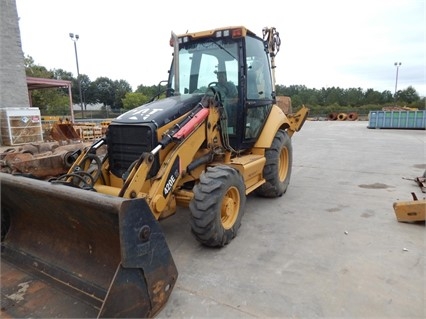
[16,0,426,96]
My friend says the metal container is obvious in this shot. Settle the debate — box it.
[368,110,426,129]
[0,107,43,145]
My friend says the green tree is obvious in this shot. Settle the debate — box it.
[25,55,53,78]
[93,77,115,108]
[25,55,71,115]
[122,92,150,110]
[30,88,70,115]
[135,84,164,98]
[52,68,73,81]
[399,86,420,104]
[324,87,344,106]
[113,79,132,110]
[364,88,382,105]
[380,90,393,104]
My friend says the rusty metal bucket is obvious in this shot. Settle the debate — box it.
[0,173,177,318]
[50,123,81,141]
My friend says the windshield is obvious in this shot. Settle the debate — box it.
[168,30,275,150]
[171,39,239,97]
[245,36,274,100]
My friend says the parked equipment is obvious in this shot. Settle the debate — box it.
[0,141,87,178]
[393,170,426,222]
[1,26,308,317]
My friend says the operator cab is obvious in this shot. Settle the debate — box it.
[168,27,275,152]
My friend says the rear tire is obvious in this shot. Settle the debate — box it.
[256,129,292,198]
[189,166,246,247]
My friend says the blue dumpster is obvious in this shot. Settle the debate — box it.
[368,110,426,129]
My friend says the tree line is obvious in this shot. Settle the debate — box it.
[26,55,151,116]
[276,84,424,115]
[25,56,424,118]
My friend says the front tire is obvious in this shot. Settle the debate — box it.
[256,129,292,198]
[189,166,246,247]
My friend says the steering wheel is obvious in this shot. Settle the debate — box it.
[205,86,223,104]
[207,82,227,100]
[208,82,219,87]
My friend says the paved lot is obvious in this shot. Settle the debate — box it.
[158,120,425,318]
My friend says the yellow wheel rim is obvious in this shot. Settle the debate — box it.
[221,186,240,229]
[278,147,289,182]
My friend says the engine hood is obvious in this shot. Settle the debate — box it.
[113,94,203,128]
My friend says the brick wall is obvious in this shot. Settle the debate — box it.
[0,0,30,108]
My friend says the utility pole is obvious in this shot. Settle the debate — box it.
[394,62,401,105]
[69,33,84,118]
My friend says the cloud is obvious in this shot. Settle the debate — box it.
[16,0,426,96]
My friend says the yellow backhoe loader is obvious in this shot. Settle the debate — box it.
[1,26,308,318]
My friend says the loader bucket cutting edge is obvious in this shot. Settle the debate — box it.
[0,172,177,318]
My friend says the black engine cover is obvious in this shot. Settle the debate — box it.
[106,94,202,179]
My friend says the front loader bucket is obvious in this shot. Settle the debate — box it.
[0,172,177,318]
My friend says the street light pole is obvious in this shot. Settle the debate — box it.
[394,62,401,105]
[69,33,84,118]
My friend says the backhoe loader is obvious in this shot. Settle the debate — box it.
[1,26,308,318]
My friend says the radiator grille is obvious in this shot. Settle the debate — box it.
[106,124,159,179]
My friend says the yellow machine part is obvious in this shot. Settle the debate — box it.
[393,199,426,222]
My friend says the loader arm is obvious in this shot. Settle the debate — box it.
[122,98,223,220]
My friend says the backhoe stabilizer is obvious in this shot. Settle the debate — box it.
[287,105,309,137]
[0,172,177,318]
